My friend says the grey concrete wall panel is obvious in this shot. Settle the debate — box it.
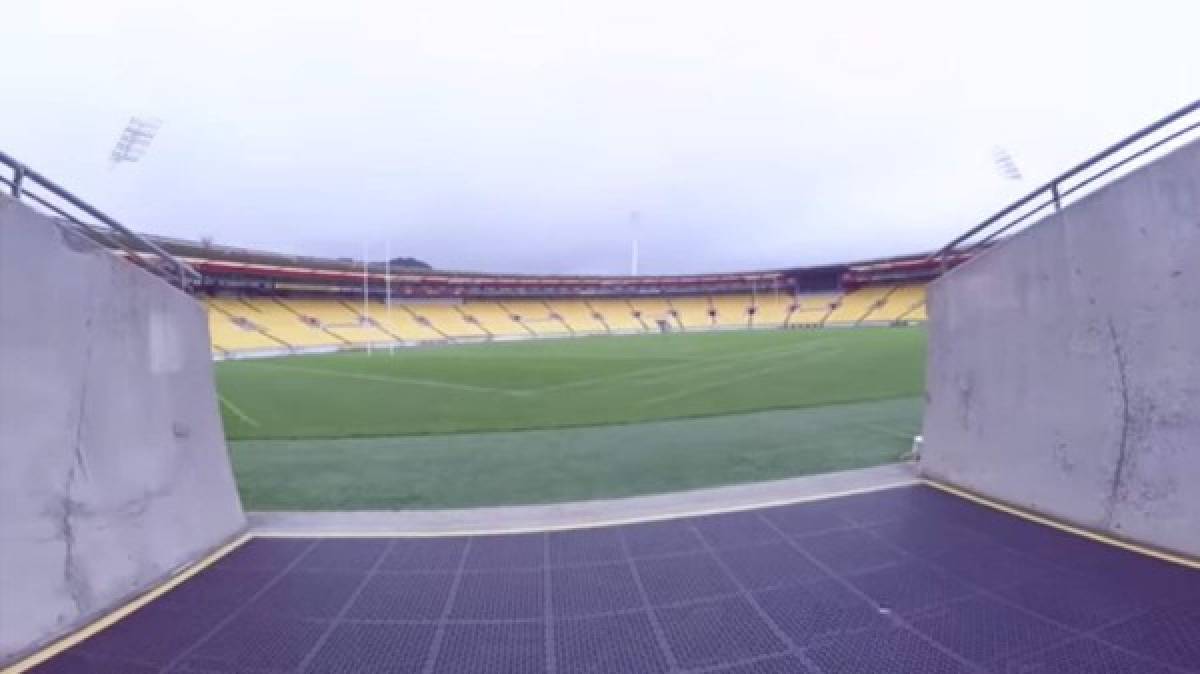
[0,196,246,664]
[922,139,1200,558]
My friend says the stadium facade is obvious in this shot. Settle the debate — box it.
[156,236,960,358]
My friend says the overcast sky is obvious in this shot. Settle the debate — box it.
[3,0,1197,274]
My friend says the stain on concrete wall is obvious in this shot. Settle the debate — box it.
[921,139,1200,558]
[0,196,246,664]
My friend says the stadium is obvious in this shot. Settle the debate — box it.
[2,17,1200,668]
[199,240,935,510]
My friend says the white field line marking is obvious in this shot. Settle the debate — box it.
[249,480,920,538]
[630,341,837,406]
[439,352,702,362]
[622,340,835,387]
[218,394,260,427]
[638,355,805,407]
[526,359,705,394]
[244,361,529,396]
[530,339,831,396]
[526,344,796,394]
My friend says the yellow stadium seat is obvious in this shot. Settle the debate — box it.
[204,301,287,352]
[710,295,752,329]
[460,301,529,338]
[280,299,395,344]
[370,302,446,341]
[586,299,645,333]
[787,293,839,326]
[404,304,489,339]
[750,292,793,327]
[203,283,928,354]
[668,297,713,330]
[628,297,678,331]
[861,284,927,322]
[823,286,894,325]
[497,300,572,336]
[548,300,609,334]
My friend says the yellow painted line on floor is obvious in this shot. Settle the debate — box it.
[218,394,260,428]
[924,479,1200,571]
[3,533,252,674]
[251,479,920,538]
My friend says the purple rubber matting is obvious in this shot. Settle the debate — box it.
[33,485,1200,673]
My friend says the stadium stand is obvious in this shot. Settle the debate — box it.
[204,301,285,353]
[822,285,894,325]
[586,298,645,333]
[176,244,939,354]
[548,299,609,334]
[861,283,927,323]
[403,303,490,339]
[370,302,447,341]
[137,228,943,355]
[224,298,345,348]
[279,298,394,344]
[749,292,794,327]
[786,292,840,326]
[498,300,573,336]
[668,296,714,330]
[200,287,926,354]
[628,297,675,331]
[710,294,752,329]
[459,300,527,337]
[898,299,928,321]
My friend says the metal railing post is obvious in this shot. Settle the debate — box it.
[1050,183,1062,212]
[0,149,200,291]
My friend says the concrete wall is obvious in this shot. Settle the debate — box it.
[921,139,1200,558]
[0,196,246,664]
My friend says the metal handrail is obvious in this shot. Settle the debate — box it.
[932,99,1200,266]
[0,150,200,290]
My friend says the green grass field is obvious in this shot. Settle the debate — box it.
[217,327,927,509]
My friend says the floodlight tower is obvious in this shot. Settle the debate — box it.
[629,210,640,275]
[991,146,1023,181]
[109,117,163,165]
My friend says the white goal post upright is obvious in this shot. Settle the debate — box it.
[386,240,394,355]
[363,241,372,356]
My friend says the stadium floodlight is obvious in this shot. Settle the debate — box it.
[109,116,163,165]
[629,210,640,275]
[991,146,1023,181]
